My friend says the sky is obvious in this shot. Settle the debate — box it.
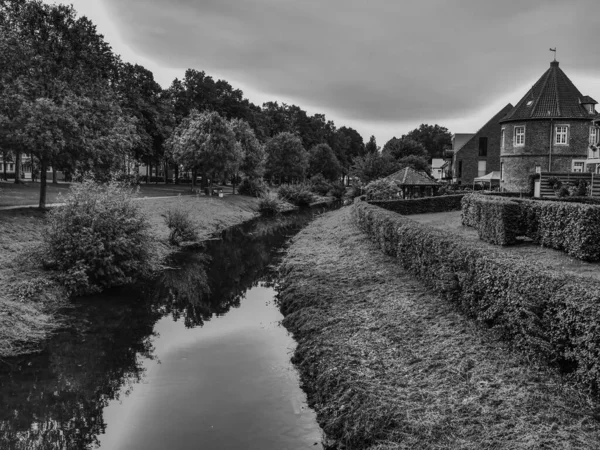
[44,0,600,146]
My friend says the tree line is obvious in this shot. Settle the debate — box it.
[0,0,452,208]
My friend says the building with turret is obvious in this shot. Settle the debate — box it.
[499,60,599,191]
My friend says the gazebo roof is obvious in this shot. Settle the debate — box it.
[385,167,439,186]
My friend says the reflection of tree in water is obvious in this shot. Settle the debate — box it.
[155,210,321,328]
[0,207,328,449]
[0,296,161,450]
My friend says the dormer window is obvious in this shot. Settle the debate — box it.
[526,100,534,107]
[587,104,596,114]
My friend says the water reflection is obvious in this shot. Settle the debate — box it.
[0,209,328,450]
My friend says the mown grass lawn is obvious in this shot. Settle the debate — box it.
[279,207,600,449]
[0,181,214,207]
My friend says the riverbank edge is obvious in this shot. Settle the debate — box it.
[0,195,261,359]
[277,206,600,449]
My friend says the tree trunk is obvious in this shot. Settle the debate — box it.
[146,159,149,184]
[2,152,6,181]
[14,150,22,184]
[52,166,57,184]
[191,169,196,190]
[175,166,179,185]
[232,172,237,195]
[163,160,168,184]
[39,159,48,209]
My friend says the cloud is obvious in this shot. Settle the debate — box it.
[96,0,600,137]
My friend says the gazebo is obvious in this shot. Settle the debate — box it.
[385,166,440,199]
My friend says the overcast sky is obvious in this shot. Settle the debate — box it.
[45,0,600,146]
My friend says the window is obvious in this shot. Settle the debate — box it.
[514,126,525,146]
[478,160,487,177]
[535,165,541,174]
[590,126,599,145]
[587,104,596,114]
[572,160,585,173]
[526,100,534,107]
[500,162,504,181]
[458,160,463,178]
[501,128,505,150]
[478,137,488,157]
[9,163,14,172]
[555,125,569,145]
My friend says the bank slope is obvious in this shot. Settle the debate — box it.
[278,207,600,450]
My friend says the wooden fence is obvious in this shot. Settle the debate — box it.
[539,172,600,197]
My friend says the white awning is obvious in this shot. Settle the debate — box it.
[474,171,501,182]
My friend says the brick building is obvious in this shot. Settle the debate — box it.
[452,104,513,184]
[499,60,599,191]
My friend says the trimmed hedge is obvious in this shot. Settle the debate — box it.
[352,199,600,391]
[370,194,464,215]
[461,195,522,245]
[463,194,600,261]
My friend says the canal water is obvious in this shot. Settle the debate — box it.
[0,209,329,450]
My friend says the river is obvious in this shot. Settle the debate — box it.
[0,209,329,450]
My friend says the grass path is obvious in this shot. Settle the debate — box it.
[279,207,600,449]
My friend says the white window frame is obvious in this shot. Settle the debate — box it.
[554,124,569,145]
[535,165,541,174]
[501,127,505,150]
[572,160,585,173]
[590,126,599,145]
[500,162,504,181]
[514,125,525,147]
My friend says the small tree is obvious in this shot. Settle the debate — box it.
[382,137,428,160]
[365,135,379,154]
[265,132,308,183]
[351,152,398,184]
[308,143,342,181]
[230,118,266,179]
[396,155,432,175]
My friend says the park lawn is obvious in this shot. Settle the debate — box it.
[0,181,202,207]
[0,193,259,358]
[408,209,600,281]
[279,207,600,449]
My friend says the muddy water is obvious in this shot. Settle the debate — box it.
[0,209,329,450]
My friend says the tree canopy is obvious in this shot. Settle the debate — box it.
[382,137,428,161]
[265,132,309,181]
[308,143,342,181]
[402,124,452,159]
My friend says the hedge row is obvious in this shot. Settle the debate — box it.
[369,194,464,215]
[462,194,600,261]
[461,195,523,245]
[352,199,600,392]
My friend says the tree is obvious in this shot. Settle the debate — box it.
[265,132,308,182]
[338,126,365,160]
[396,155,431,175]
[365,135,379,154]
[403,124,452,159]
[168,110,241,189]
[229,118,266,180]
[382,137,428,160]
[308,143,342,181]
[350,153,398,184]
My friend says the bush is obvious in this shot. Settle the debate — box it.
[259,192,283,216]
[238,178,268,197]
[372,194,465,215]
[328,181,346,199]
[352,199,600,392]
[164,201,198,245]
[43,178,155,295]
[278,183,314,206]
[309,174,332,196]
[364,179,399,200]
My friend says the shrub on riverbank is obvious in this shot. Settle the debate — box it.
[238,178,267,197]
[164,200,198,245]
[43,178,156,295]
[278,183,314,206]
[353,199,600,392]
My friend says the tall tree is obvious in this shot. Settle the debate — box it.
[350,152,398,184]
[265,132,308,182]
[308,143,342,181]
[403,124,452,159]
[229,118,266,180]
[168,110,241,189]
[382,137,428,160]
[365,135,379,154]
[338,126,365,160]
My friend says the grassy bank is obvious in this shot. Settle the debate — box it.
[0,194,259,358]
[278,207,600,449]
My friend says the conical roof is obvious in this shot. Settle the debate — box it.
[385,166,439,186]
[500,61,598,123]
